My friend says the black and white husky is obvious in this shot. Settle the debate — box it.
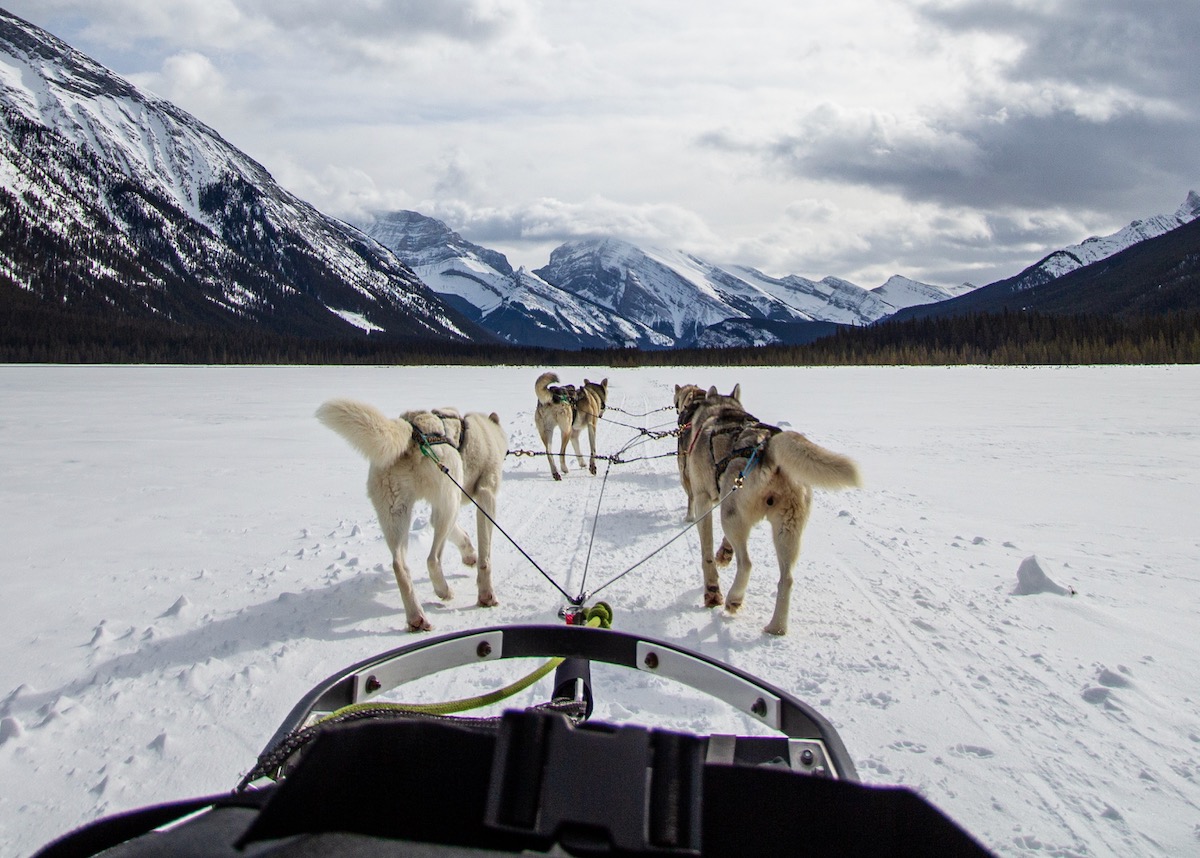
[533,372,608,480]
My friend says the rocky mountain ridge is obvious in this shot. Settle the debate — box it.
[0,8,483,343]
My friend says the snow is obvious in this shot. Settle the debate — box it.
[1011,556,1072,597]
[326,308,384,334]
[2,364,1199,857]
[1030,193,1200,284]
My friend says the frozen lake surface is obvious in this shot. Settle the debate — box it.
[2,364,1198,856]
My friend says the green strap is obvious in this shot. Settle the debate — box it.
[324,657,564,719]
[415,429,442,465]
[320,606,613,721]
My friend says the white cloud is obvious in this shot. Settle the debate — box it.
[25,0,262,53]
[415,196,721,272]
[8,0,1197,292]
[267,156,414,224]
[432,149,486,200]
[141,52,236,114]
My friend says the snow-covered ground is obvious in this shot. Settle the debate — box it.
[2,364,1198,857]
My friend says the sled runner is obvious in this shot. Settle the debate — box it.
[35,624,993,857]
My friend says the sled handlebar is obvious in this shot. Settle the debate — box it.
[261,624,857,781]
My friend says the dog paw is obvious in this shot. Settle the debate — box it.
[589,463,597,475]
[763,622,787,636]
[715,540,733,566]
[408,617,433,633]
[435,587,454,601]
[552,471,562,481]
[725,599,743,614]
[462,553,478,567]
[477,594,499,608]
[704,586,724,607]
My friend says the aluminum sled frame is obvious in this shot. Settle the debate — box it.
[35,624,994,858]
[257,623,857,783]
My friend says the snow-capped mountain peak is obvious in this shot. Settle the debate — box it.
[1029,191,1200,284]
[872,275,971,308]
[0,8,481,342]
[361,218,671,349]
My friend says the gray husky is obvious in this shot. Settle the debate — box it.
[681,385,861,635]
[317,399,507,632]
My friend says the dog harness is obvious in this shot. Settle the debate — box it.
[548,383,606,422]
[706,416,782,490]
[414,410,466,463]
[675,390,707,453]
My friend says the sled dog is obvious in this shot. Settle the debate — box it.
[316,399,507,632]
[533,372,608,480]
[683,385,860,635]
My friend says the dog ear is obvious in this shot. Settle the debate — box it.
[600,378,608,389]
[730,384,741,401]
[489,412,501,425]
[707,385,718,397]
[675,384,681,392]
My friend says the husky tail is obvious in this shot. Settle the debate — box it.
[770,431,861,490]
[534,372,561,405]
[316,399,413,467]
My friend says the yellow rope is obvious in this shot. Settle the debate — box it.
[320,606,612,722]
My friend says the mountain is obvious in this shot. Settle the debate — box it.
[360,212,670,350]
[6,11,1193,357]
[363,208,966,349]
[890,194,1200,323]
[534,238,964,345]
[690,318,845,349]
[0,9,485,344]
[1017,192,1200,288]
[874,274,975,307]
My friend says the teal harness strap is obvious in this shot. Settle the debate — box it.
[413,412,466,465]
[735,443,763,488]
[414,428,454,465]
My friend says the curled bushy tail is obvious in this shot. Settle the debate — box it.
[769,431,861,490]
[534,372,560,405]
[316,399,412,467]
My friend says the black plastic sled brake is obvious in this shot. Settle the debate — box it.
[35,624,993,857]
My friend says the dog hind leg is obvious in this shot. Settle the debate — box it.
[426,490,458,603]
[586,419,598,475]
[537,419,562,481]
[721,505,755,614]
[763,518,803,636]
[472,484,499,607]
[453,522,477,567]
[695,501,724,607]
[678,455,695,522]
[378,501,430,632]
[569,426,586,470]
[557,415,571,476]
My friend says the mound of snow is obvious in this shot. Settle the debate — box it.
[1011,555,1071,596]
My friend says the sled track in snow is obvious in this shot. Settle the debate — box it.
[830,496,1190,856]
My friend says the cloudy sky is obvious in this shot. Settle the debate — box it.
[10,1,1198,288]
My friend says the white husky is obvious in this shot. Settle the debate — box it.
[683,385,861,635]
[316,399,507,632]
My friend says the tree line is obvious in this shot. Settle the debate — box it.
[3,285,1198,366]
